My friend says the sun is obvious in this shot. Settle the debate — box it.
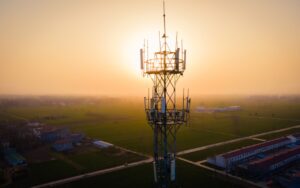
[121,31,159,77]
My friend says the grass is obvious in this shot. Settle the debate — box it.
[257,128,300,140]
[12,160,78,187]
[181,139,261,162]
[58,160,244,188]
[2,96,300,187]
[2,97,300,155]
[66,147,145,172]
[10,147,146,187]
[193,95,300,120]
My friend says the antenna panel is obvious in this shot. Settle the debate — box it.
[140,49,144,70]
[183,50,187,70]
[175,48,180,71]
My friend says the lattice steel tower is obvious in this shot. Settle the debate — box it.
[140,1,191,188]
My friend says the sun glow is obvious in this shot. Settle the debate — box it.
[122,31,160,77]
[1,1,299,95]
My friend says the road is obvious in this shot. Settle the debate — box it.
[177,124,300,155]
[32,158,153,188]
[33,124,300,187]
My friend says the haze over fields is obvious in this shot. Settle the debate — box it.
[0,0,299,96]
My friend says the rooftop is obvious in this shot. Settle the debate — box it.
[222,137,290,159]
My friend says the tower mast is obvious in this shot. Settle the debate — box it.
[140,1,191,188]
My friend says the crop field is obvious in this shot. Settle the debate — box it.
[58,160,243,188]
[14,160,78,187]
[12,146,145,187]
[1,96,300,187]
[2,96,300,155]
[64,147,145,172]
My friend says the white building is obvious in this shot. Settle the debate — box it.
[208,136,294,169]
[93,140,113,148]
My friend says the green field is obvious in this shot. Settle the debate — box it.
[11,147,145,187]
[2,96,300,187]
[2,96,300,154]
[58,160,244,188]
[65,147,145,172]
[257,128,300,140]
[12,160,77,187]
[181,139,261,162]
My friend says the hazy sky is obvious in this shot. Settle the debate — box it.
[0,0,299,96]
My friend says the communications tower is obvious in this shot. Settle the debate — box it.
[140,1,191,188]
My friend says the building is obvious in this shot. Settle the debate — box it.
[32,125,85,152]
[26,121,43,127]
[289,134,300,144]
[2,148,27,167]
[246,146,300,177]
[196,106,241,113]
[51,133,84,152]
[52,139,73,152]
[33,127,69,143]
[208,137,294,169]
[276,172,300,188]
[93,140,113,148]
[2,148,28,178]
[208,134,300,178]
[70,133,84,144]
